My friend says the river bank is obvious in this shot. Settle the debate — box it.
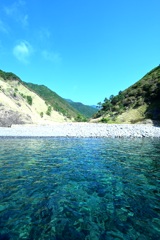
[0,123,160,138]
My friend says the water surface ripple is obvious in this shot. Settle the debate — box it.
[0,137,160,240]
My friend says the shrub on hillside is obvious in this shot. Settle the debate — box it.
[27,96,32,105]
[46,106,52,116]
[40,112,44,118]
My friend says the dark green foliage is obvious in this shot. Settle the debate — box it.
[75,114,87,122]
[24,83,81,120]
[97,102,102,109]
[94,65,160,121]
[65,100,97,118]
[26,96,32,105]
[0,69,95,121]
[20,93,26,98]
[101,117,109,123]
[40,112,44,118]
[46,106,52,116]
[102,98,112,111]
[0,69,21,81]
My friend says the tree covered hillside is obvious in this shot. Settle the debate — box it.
[93,66,160,123]
[0,70,69,126]
[65,99,97,118]
[0,69,95,122]
[0,70,20,81]
[0,69,85,123]
[24,83,83,120]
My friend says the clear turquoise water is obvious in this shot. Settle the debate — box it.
[0,137,160,240]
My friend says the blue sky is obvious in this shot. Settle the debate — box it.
[0,0,160,105]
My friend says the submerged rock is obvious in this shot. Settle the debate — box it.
[0,233,11,240]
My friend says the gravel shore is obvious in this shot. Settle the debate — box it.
[0,123,160,138]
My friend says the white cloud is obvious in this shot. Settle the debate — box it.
[42,50,62,63]
[13,41,33,63]
[4,0,28,27]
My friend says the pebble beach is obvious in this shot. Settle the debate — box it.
[0,123,160,138]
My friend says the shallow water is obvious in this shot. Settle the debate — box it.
[0,137,160,240]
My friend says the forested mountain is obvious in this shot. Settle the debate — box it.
[1,66,159,126]
[0,70,70,126]
[65,99,97,118]
[93,66,160,123]
[0,69,94,126]
[24,83,97,121]
[24,83,82,120]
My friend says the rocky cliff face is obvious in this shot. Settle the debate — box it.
[0,77,69,127]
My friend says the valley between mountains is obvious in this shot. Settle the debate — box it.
[0,66,160,127]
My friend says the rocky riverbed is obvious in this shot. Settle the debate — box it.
[0,123,160,138]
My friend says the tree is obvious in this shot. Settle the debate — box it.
[40,112,44,118]
[97,102,102,109]
[46,106,52,116]
[109,95,114,101]
[102,98,112,111]
[27,96,32,105]
[75,114,87,122]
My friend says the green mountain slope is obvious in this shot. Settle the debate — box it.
[0,70,69,126]
[0,69,92,122]
[0,70,21,81]
[24,82,83,120]
[93,66,160,123]
[65,99,98,118]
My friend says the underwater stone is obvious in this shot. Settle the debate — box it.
[0,233,11,240]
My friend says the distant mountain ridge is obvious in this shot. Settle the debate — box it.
[65,99,97,118]
[1,66,159,126]
[24,83,97,120]
[24,83,80,120]
[93,65,160,124]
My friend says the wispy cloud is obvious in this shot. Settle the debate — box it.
[4,0,28,28]
[0,19,8,33]
[42,50,62,63]
[13,41,33,64]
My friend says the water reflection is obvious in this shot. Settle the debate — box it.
[0,137,160,239]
